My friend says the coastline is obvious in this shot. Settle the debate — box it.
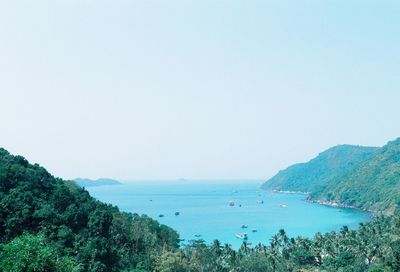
[270,189,375,218]
[272,189,311,195]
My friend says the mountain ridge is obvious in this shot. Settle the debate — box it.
[310,138,400,215]
[262,138,400,215]
[261,144,378,193]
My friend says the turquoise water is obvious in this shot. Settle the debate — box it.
[86,180,370,249]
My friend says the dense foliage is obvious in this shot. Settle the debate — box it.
[0,148,179,271]
[154,216,400,272]
[0,233,80,272]
[261,145,378,192]
[312,138,400,215]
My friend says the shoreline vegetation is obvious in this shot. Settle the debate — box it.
[1,143,400,271]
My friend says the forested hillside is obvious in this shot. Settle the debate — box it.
[0,148,179,271]
[261,145,378,192]
[311,138,400,215]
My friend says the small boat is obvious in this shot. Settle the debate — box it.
[158,214,164,217]
[257,200,264,204]
[194,234,202,238]
[241,225,248,229]
[239,204,242,207]
[175,212,180,216]
[236,232,248,240]
[252,229,257,233]
[280,204,287,208]
[228,200,235,206]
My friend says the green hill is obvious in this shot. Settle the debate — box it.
[0,148,179,271]
[261,144,378,192]
[311,138,400,215]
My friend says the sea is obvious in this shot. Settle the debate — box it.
[86,180,370,249]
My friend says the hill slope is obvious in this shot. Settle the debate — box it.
[261,145,378,192]
[311,138,400,215]
[0,148,179,271]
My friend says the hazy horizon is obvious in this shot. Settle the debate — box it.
[1,1,399,181]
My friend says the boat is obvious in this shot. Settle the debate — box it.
[194,234,202,238]
[241,224,248,229]
[257,200,264,204]
[158,214,164,217]
[175,211,180,216]
[252,229,257,233]
[280,204,287,208]
[236,232,248,240]
[228,200,235,206]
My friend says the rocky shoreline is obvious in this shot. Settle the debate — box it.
[305,198,369,211]
[304,198,377,219]
[271,189,375,216]
[272,189,311,195]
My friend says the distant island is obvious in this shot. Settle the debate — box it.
[74,178,122,187]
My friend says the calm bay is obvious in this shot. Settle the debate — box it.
[86,180,370,249]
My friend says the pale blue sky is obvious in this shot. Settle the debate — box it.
[0,1,399,180]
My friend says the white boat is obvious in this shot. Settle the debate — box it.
[280,204,287,208]
[236,232,248,239]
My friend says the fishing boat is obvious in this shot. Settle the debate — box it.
[228,200,235,206]
[236,232,248,240]
[158,214,164,217]
[280,204,287,208]
[175,212,180,216]
[252,229,257,233]
[241,224,248,229]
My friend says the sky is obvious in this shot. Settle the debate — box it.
[0,0,399,181]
